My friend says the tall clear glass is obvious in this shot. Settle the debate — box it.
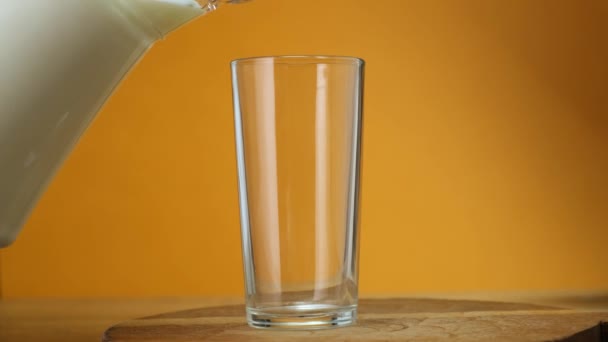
[231,56,364,329]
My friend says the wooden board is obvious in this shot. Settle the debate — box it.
[103,298,608,341]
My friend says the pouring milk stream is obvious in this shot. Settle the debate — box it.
[0,0,246,247]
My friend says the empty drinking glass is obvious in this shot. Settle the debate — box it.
[231,56,364,329]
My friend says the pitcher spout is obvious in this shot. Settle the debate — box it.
[129,0,249,38]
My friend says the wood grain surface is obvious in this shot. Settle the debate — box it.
[103,298,608,341]
[0,298,243,342]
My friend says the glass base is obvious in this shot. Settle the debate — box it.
[247,304,357,330]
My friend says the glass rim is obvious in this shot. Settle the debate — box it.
[231,55,365,66]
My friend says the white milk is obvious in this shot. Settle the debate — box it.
[0,0,215,246]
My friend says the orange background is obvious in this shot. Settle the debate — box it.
[1,0,607,298]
